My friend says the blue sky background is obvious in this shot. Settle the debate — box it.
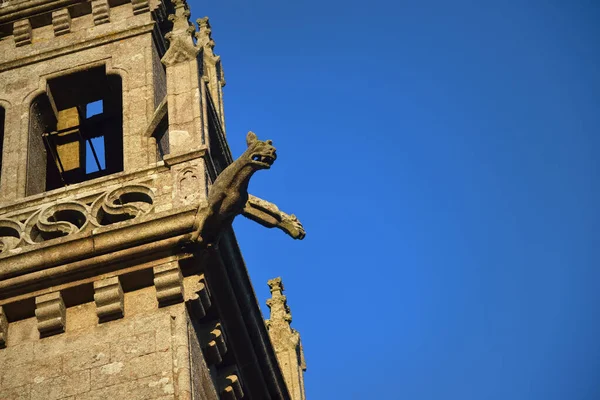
[187,2,599,399]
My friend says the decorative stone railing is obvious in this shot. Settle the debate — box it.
[0,184,155,254]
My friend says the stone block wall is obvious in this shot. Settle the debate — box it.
[0,286,209,400]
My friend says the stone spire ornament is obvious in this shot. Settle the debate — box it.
[266,277,307,400]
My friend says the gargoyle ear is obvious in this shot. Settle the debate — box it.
[246,131,258,146]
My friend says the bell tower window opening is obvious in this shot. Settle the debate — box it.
[26,66,123,195]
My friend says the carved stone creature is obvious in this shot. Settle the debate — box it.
[199,131,305,244]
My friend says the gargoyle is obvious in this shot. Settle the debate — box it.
[197,131,305,245]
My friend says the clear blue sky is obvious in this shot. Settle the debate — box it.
[192,2,598,399]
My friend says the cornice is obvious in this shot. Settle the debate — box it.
[0,21,155,72]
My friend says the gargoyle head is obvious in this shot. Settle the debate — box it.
[244,131,277,170]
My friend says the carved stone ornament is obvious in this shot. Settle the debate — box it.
[195,131,306,245]
[0,185,154,255]
[161,35,200,66]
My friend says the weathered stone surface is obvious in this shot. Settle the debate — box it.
[0,305,7,348]
[94,276,124,322]
[35,292,66,337]
[31,370,90,400]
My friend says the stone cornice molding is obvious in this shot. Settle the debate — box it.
[0,21,155,72]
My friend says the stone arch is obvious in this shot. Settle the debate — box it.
[24,65,126,195]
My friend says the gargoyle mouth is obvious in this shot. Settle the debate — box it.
[251,154,276,168]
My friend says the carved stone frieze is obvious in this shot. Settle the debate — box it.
[91,185,154,226]
[35,292,66,337]
[0,305,7,348]
[25,201,90,244]
[0,219,24,253]
[154,261,184,306]
[94,276,124,322]
[0,184,154,255]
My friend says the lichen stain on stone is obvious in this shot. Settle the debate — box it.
[100,361,124,375]
[148,377,173,394]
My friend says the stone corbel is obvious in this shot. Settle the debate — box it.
[200,321,227,365]
[154,261,184,306]
[218,368,244,400]
[94,276,124,322]
[132,0,150,15]
[14,19,32,47]
[52,9,71,36]
[186,275,211,319]
[35,292,66,337]
[91,0,110,25]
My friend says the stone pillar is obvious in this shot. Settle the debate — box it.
[160,0,203,155]
[266,277,307,400]
[196,17,227,131]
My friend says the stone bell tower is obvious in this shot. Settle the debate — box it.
[0,0,305,398]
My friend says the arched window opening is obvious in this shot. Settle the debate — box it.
[27,66,123,195]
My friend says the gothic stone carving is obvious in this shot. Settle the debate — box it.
[244,195,305,240]
[94,276,124,322]
[35,292,66,337]
[0,185,154,255]
[197,131,305,245]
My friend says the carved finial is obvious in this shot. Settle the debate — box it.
[266,277,292,326]
[268,277,283,294]
[195,17,216,53]
[265,277,307,400]
[164,0,193,41]
[161,0,199,66]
